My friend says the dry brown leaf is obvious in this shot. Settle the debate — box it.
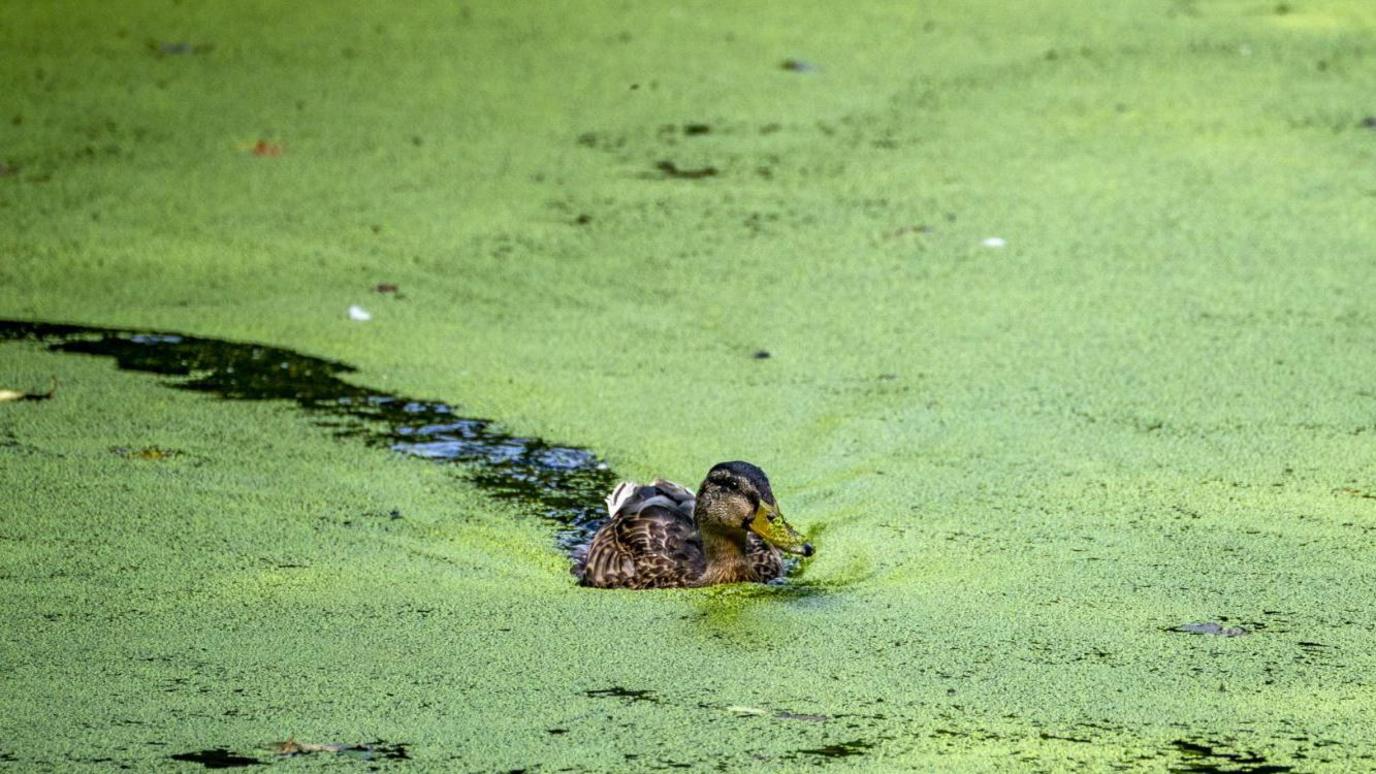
[111,446,181,461]
[273,738,348,755]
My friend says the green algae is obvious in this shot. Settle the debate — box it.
[5,0,1376,769]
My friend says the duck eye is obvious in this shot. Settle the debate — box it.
[719,478,737,491]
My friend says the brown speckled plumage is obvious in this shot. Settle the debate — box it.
[572,462,809,589]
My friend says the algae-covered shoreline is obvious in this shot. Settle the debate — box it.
[5,0,1376,769]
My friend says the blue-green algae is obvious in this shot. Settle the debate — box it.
[4,0,1376,769]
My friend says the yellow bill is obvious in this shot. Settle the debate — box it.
[748,502,814,556]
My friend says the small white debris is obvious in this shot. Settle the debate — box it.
[726,705,770,716]
[348,305,372,322]
[981,236,1006,248]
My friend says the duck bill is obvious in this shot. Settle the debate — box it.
[748,502,813,557]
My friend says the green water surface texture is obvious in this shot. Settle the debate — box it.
[4,1,1376,770]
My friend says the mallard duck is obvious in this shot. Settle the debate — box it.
[572,461,813,588]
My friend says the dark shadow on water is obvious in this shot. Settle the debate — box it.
[1171,739,1294,773]
[794,739,874,759]
[0,319,618,551]
[583,686,661,704]
[168,749,262,768]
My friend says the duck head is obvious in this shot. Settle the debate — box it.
[695,461,813,556]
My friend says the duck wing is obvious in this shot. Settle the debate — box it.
[576,479,703,588]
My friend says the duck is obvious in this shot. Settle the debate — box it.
[572,460,813,589]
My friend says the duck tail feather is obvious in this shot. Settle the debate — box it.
[605,481,641,518]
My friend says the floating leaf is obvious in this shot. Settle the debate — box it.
[726,704,829,722]
[726,705,769,716]
[1171,621,1249,637]
[250,140,282,157]
[112,446,181,461]
[274,738,343,755]
[271,739,409,760]
[0,377,57,402]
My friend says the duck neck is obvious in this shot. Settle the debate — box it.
[697,525,756,584]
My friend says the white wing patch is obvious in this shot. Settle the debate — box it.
[605,481,640,518]
[604,479,696,519]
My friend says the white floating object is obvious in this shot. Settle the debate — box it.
[348,305,372,322]
[981,236,1007,248]
[726,705,769,716]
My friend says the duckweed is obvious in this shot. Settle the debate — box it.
[4,0,1376,769]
